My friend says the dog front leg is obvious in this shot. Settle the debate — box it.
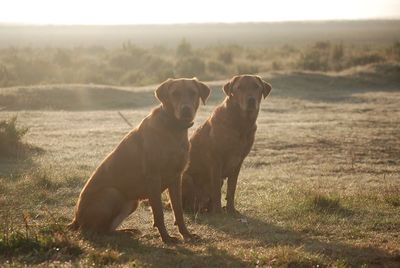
[226,164,242,215]
[148,182,179,243]
[168,177,199,241]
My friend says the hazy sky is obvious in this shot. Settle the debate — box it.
[1,0,399,25]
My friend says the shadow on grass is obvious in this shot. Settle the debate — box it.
[80,230,251,267]
[193,211,400,267]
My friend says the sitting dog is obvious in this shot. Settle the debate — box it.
[182,75,272,214]
[69,78,210,243]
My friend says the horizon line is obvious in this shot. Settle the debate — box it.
[1,17,400,27]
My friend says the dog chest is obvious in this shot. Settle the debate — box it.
[219,130,255,175]
[223,154,243,174]
[148,139,189,175]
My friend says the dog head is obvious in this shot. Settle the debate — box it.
[223,75,272,112]
[156,78,210,124]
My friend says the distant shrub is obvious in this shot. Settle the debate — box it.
[0,116,29,157]
[119,70,145,85]
[10,57,54,84]
[271,61,282,70]
[120,42,145,57]
[297,46,329,71]
[176,39,192,58]
[236,63,259,74]
[314,41,331,50]
[331,43,344,61]
[0,63,12,87]
[76,67,107,85]
[53,49,72,67]
[175,57,205,77]
[218,50,234,64]
[145,56,175,81]
[392,41,400,59]
[348,53,384,66]
[109,51,139,69]
[0,40,394,87]
[207,60,227,75]
[281,44,297,54]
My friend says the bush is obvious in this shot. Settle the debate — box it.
[348,53,384,67]
[0,63,11,87]
[236,63,259,74]
[53,49,72,67]
[119,70,145,85]
[297,48,329,71]
[272,61,282,70]
[176,39,192,58]
[218,50,233,64]
[392,41,400,60]
[207,60,227,75]
[314,41,331,50]
[0,116,29,157]
[175,57,205,78]
[331,43,344,61]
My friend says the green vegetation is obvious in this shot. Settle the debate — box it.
[0,39,399,87]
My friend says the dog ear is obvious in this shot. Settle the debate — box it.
[223,76,240,97]
[193,78,211,105]
[155,78,173,104]
[255,76,272,99]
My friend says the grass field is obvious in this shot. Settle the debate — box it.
[0,63,400,267]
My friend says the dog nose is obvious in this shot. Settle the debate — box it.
[247,97,256,109]
[180,106,192,118]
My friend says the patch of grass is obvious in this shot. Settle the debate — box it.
[305,193,342,212]
[304,192,347,214]
[383,186,400,207]
[28,169,63,191]
[87,249,123,266]
[0,226,82,264]
[385,196,400,207]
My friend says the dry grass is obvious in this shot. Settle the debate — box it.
[0,66,399,267]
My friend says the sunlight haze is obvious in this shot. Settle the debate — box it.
[1,0,399,25]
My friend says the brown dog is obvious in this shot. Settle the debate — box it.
[182,75,271,214]
[69,78,210,243]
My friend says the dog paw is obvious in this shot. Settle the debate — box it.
[162,235,181,244]
[224,206,241,216]
[182,232,201,242]
[227,207,240,215]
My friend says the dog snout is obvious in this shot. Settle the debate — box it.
[247,97,257,110]
[180,106,193,119]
